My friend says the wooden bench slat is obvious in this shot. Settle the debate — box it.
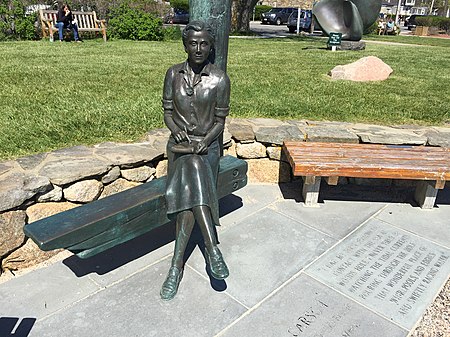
[291,160,448,177]
[284,141,449,153]
[290,157,449,170]
[24,156,247,258]
[292,166,447,181]
[87,14,93,28]
[289,156,449,169]
[287,148,448,160]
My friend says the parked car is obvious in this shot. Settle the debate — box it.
[261,7,295,25]
[405,15,423,30]
[287,9,312,33]
[164,9,189,24]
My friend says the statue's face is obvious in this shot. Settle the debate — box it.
[185,30,212,66]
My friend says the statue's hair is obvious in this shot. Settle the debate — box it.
[182,21,215,46]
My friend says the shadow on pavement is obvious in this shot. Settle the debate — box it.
[63,194,243,277]
[279,180,450,207]
[63,221,176,277]
[0,317,36,337]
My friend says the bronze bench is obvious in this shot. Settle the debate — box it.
[283,141,449,209]
[39,9,107,42]
[24,155,247,259]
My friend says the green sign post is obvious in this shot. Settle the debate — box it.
[327,32,342,51]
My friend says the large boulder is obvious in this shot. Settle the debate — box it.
[329,56,393,81]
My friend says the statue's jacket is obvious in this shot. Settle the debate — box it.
[162,61,231,225]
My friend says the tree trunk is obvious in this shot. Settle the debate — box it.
[231,0,258,33]
[189,0,232,72]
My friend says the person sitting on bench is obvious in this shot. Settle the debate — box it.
[385,19,395,35]
[160,21,231,300]
[55,3,80,42]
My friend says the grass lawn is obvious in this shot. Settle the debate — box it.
[0,37,449,160]
[363,34,450,47]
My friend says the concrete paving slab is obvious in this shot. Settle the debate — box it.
[306,218,450,330]
[1,183,448,337]
[270,196,386,240]
[28,258,246,337]
[218,273,408,337]
[375,204,450,249]
[187,208,337,308]
[218,183,283,230]
[0,261,98,319]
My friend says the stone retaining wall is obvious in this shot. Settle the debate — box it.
[1,118,449,276]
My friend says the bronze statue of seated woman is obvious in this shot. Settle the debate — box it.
[160,21,231,300]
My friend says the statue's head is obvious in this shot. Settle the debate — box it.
[182,21,215,66]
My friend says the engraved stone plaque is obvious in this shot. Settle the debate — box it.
[306,218,450,329]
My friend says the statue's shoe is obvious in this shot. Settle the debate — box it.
[205,247,229,280]
[160,266,183,300]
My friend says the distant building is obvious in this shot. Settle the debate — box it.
[380,0,437,17]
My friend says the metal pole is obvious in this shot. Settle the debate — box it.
[296,7,300,34]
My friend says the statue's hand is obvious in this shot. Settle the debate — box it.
[173,130,188,143]
[194,141,208,154]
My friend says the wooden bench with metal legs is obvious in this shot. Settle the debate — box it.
[283,141,449,209]
[24,155,248,259]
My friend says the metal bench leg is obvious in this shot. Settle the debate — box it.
[302,176,321,207]
[414,181,438,209]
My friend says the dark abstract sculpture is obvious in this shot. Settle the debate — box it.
[160,21,231,300]
[313,0,382,41]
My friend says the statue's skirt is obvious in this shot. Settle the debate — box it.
[165,136,220,226]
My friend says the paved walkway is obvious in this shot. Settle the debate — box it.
[1,182,449,337]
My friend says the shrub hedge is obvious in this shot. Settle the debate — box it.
[416,16,450,33]
[0,0,39,41]
[170,0,188,11]
[254,5,272,21]
[108,3,165,41]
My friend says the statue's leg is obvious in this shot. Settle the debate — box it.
[160,210,195,300]
[193,205,229,280]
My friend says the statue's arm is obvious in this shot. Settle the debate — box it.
[163,67,188,143]
[196,73,230,154]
